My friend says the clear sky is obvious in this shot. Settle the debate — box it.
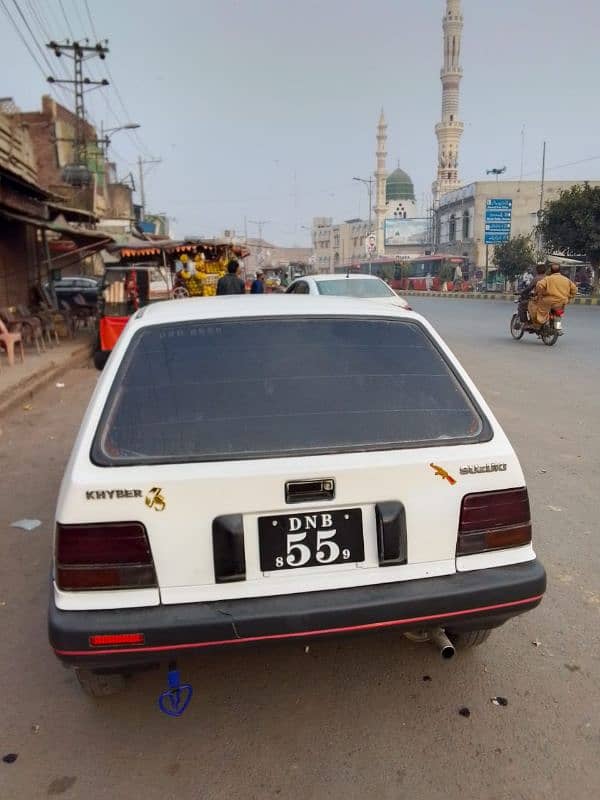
[2,0,600,245]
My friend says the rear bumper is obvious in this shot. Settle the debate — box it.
[49,559,546,669]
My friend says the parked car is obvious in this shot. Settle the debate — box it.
[49,296,545,697]
[286,273,411,309]
[50,276,100,308]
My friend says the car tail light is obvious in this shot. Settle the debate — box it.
[457,488,532,556]
[56,522,157,591]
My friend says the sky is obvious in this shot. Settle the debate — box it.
[2,0,600,246]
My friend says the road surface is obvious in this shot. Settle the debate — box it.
[0,299,598,800]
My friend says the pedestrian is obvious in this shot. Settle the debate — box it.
[250,270,265,294]
[216,259,246,295]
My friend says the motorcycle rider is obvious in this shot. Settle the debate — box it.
[518,263,546,322]
[528,263,577,326]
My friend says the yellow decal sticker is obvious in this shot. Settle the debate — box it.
[145,487,166,511]
[429,463,457,486]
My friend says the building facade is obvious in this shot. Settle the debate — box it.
[435,179,600,273]
[312,216,372,272]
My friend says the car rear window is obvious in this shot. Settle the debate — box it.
[316,278,395,298]
[92,316,490,465]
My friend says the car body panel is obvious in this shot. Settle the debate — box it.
[53,297,532,615]
[286,274,411,309]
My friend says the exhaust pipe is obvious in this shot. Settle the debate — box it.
[428,627,455,660]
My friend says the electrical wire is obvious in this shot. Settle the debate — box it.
[80,0,156,159]
[70,0,87,37]
[10,0,58,74]
[515,154,600,180]
[0,0,70,105]
[83,0,97,39]
[57,0,73,38]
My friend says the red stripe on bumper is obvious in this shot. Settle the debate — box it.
[53,594,543,657]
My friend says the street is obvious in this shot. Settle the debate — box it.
[1,298,598,800]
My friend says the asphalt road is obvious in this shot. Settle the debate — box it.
[1,299,598,800]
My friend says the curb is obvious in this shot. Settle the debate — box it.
[0,341,92,418]
[403,291,599,306]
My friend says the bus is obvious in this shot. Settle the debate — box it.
[389,254,468,291]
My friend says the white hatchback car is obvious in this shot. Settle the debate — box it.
[49,296,545,696]
[286,273,411,309]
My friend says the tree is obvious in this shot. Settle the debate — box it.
[538,183,600,289]
[492,235,536,285]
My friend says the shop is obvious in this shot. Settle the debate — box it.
[94,238,250,368]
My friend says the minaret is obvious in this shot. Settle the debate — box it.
[433,0,464,202]
[374,108,387,255]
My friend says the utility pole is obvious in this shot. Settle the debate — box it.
[353,176,374,274]
[137,156,162,220]
[46,40,110,166]
[537,141,547,259]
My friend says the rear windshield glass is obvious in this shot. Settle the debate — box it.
[92,317,489,465]
[316,279,394,298]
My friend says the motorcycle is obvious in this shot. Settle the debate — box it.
[510,299,564,346]
[577,283,592,297]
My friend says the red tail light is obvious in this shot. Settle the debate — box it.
[457,488,532,556]
[56,522,157,591]
[552,307,564,317]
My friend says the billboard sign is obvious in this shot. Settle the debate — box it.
[485,198,512,244]
[486,198,512,209]
[384,218,429,246]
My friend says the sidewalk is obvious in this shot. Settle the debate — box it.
[0,331,93,417]
[403,290,599,306]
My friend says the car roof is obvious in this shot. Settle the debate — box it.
[133,295,415,327]
[307,274,384,282]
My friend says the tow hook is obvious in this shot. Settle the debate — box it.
[157,661,193,717]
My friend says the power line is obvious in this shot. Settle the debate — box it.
[57,0,74,38]
[81,0,155,159]
[5,0,71,104]
[25,0,50,39]
[515,154,600,180]
[70,0,87,36]
[10,0,57,74]
[84,0,97,38]
[0,0,63,95]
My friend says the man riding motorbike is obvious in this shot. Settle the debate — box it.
[528,263,577,326]
[518,263,547,322]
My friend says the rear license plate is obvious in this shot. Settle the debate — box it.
[259,508,364,571]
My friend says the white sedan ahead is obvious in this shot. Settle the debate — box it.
[286,273,411,309]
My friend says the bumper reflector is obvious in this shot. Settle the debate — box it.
[89,633,145,647]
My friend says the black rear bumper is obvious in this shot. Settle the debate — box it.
[49,560,546,669]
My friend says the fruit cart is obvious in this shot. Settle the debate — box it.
[93,238,249,369]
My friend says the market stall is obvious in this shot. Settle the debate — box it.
[93,238,249,369]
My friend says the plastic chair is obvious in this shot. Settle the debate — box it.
[0,317,25,366]
[0,307,45,353]
[17,304,59,346]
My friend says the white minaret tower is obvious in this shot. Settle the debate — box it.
[433,0,464,202]
[374,108,387,255]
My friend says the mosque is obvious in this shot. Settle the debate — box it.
[373,0,464,257]
[312,0,464,270]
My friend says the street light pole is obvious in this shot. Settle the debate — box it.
[353,176,374,275]
[101,122,140,154]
